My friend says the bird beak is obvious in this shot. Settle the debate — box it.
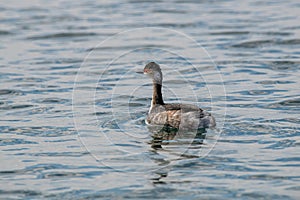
[136,71,144,74]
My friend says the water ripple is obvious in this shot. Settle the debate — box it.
[268,98,300,109]
[27,32,98,40]
[0,89,23,96]
[0,138,38,146]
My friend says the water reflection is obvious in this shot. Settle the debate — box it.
[151,171,168,185]
[148,124,207,158]
[149,125,206,148]
[147,126,208,186]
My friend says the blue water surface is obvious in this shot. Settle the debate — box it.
[0,0,299,199]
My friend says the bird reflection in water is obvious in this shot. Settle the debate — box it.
[147,126,207,185]
[148,124,207,150]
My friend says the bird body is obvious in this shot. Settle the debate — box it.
[142,62,216,130]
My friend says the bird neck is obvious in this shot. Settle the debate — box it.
[152,83,164,106]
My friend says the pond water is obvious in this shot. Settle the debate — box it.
[0,0,299,199]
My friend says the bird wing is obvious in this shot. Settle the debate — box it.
[163,103,203,112]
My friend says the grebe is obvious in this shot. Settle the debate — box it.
[140,62,216,130]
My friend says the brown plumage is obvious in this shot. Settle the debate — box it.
[141,62,216,130]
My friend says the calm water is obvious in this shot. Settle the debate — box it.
[1,0,300,199]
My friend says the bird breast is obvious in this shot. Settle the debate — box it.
[146,109,181,128]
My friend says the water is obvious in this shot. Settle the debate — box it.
[1,0,299,199]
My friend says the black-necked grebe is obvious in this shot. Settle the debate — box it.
[140,62,216,130]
